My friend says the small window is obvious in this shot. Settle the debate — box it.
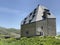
[32,15,35,20]
[33,8,37,14]
[24,18,27,20]
[29,13,32,17]
[26,31,29,34]
[41,26,43,29]
[43,12,46,15]
[42,11,47,20]
[23,21,26,24]
[44,9,49,12]
[32,15,35,18]
[47,13,51,15]
[44,9,51,15]
[30,13,32,15]
[42,15,46,20]
[29,19,32,23]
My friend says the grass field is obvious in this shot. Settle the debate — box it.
[0,36,60,45]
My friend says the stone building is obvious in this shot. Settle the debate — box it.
[21,5,56,37]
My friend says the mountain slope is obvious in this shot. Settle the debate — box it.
[57,32,60,35]
[0,27,20,38]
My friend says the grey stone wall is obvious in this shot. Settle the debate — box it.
[21,22,36,37]
[21,18,56,37]
[36,18,56,36]
[36,20,48,36]
[47,18,56,36]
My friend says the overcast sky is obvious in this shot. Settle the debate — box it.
[0,0,60,32]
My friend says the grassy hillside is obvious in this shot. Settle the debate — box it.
[0,27,20,38]
[57,32,60,35]
[0,36,60,45]
[0,27,20,34]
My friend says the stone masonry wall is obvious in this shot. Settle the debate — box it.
[21,22,36,37]
[36,20,48,36]
[47,18,56,36]
[21,18,56,37]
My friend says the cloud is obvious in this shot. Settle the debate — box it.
[0,7,20,14]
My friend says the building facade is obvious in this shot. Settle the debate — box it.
[21,5,56,37]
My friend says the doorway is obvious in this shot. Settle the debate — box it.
[40,32,43,36]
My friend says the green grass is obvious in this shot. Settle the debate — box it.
[0,36,60,45]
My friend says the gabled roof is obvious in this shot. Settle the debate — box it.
[21,5,56,25]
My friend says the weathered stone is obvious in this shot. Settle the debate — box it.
[21,5,56,37]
